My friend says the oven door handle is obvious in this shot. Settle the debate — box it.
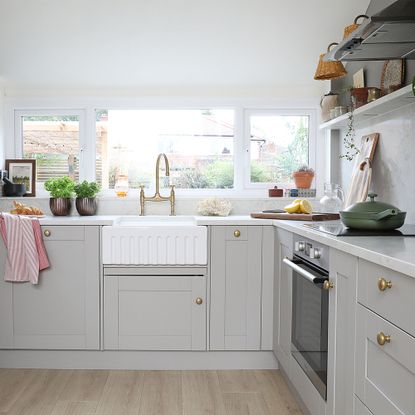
[283,257,327,285]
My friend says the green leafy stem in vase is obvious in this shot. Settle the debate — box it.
[340,91,360,162]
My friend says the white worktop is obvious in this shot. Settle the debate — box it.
[36,214,415,278]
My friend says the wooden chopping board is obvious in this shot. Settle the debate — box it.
[250,212,340,221]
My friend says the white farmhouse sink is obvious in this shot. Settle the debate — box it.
[102,216,207,265]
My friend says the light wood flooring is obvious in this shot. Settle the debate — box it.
[0,369,303,415]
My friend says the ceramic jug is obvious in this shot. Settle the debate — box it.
[320,92,339,122]
[320,183,345,213]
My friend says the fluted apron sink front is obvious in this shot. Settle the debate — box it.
[102,216,207,265]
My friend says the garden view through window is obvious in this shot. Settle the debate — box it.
[96,109,235,190]
[22,115,80,182]
[249,114,309,185]
[19,109,312,192]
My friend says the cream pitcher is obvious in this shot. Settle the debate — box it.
[320,92,339,122]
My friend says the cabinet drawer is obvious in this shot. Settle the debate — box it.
[355,304,415,415]
[225,226,248,241]
[358,259,415,337]
[40,225,85,241]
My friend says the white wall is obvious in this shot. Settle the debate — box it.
[339,104,415,223]
[0,0,366,97]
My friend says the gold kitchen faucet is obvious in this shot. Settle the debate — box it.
[139,153,175,216]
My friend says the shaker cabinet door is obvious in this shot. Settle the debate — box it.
[104,274,206,350]
[0,226,100,350]
[210,226,263,350]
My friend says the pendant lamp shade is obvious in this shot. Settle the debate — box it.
[314,42,347,81]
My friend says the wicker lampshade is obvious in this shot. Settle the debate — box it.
[314,42,347,81]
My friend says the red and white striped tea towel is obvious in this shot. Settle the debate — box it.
[0,213,50,284]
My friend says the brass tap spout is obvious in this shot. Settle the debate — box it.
[155,153,170,197]
[140,153,176,216]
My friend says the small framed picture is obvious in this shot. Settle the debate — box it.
[5,159,37,197]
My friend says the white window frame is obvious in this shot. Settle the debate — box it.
[243,108,317,190]
[7,98,319,198]
[14,109,90,194]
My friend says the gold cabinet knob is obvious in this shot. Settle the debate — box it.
[43,230,51,237]
[377,332,391,346]
[378,278,392,292]
[323,280,334,290]
[234,230,241,238]
[195,297,203,305]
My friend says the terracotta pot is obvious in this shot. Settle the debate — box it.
[293,172,314,189]
[351,87,369,108]
[76,197,97,216]
[49,198,72,216]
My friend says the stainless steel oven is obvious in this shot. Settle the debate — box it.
[283,236,330,401]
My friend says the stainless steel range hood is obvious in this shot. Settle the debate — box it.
[325,0,415,61]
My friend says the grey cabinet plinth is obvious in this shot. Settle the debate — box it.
[0,226,100,350]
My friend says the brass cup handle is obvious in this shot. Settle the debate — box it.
[377,332,391,346]
[43,230,51,237]
[195,297,203,305]
[378,278,392,292]
[323,280,334,290]
[234,230,241,238]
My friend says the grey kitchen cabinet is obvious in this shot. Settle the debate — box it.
[355,258,415,415]
[326,249,358,415]
[355,303,415,415]
[0,226,100,350]
[210,226,274,350]
[273,228,293,373]
[104,267,207,350]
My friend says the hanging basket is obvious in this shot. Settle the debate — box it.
[314,43,347,81]
[343,15,368,39]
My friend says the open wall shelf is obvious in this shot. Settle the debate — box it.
[319,85,415,130]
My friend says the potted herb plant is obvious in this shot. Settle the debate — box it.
[44,176,75,216]
[74,181,100,216]
[293,165,315,189]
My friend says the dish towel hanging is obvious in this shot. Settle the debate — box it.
[0,213,50,284]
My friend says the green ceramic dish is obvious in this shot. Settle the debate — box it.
[340,193,406,230]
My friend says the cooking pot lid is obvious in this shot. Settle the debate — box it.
[344,193,401,214]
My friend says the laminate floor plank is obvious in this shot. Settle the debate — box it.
[58,370,109,403]
[137,371,182,415]
[182,371,227,415]
[254,370,302,415]
[94,371,144,415]
[5,369,73,415]
[217,370,260,393]
[0,369,38,413]
[223,392,271,415]
[0,369,303,415]
[50,401,97,415]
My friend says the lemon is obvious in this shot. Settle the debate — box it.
[284,201,301,214]
[299,199,313,214]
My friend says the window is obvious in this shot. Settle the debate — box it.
[16,110,86,183]
[247,111,312,187]
[96,109,235,190]
[14,105,316,195]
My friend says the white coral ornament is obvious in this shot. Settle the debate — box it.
[197,198,232,216]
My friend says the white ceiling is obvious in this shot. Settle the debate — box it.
[0,0,370,96]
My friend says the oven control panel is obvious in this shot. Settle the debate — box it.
[293,236,329,269]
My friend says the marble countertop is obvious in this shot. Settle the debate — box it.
[35,214,415,277]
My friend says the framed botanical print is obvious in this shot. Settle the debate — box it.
[5,159,37,197]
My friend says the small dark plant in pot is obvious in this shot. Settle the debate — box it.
[74,181,100,216]
[44,176,75,216]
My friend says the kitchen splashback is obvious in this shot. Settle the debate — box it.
[339,104,415,223]
[0,197,321,217]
